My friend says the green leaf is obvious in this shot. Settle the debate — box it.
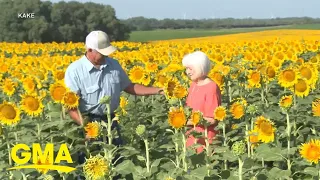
[254,144,283,161]
[303,167,318,176]
[189,166,208,180]
[136,155,146,162]
[151,158,163,168]
[268,167,291,179]
[114,160,136,175]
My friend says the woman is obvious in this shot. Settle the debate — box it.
[182,51,222,154]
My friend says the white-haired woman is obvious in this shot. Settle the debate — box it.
[182,51,222,154]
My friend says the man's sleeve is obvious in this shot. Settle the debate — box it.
[117,62,132,91]
[64,67,81,95]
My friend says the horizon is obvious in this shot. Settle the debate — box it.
[46,0,320,20]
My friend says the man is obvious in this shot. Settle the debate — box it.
[64,30,164,179]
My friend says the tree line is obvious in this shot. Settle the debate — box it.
[0,0,131,43]
[0,0,319,43]
[122,16,320,31]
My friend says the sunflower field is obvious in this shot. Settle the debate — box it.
[0,29,320,180]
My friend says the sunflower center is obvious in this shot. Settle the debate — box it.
[52,86,66,100]
[64,93,77,104]
[251,73,260,82]
[260,122,273,135]
[133,70,143,79]
[56,72,65,80]
[306,145,320,159]
[266,67,275,78]
[300,67,312,80]
[4,84,14,91]
[25,97,40,111]
[295,80,307,92]
[216,109,226,120]
[283,70,295,82]
[0,104,16,119]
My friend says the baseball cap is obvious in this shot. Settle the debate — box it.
[85,30,117,56]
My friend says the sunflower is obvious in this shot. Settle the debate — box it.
[22,77,36,94]
[190,111,202,125]
[154,74,168,87]
[298,63,318,89]
[53,69,65,82]
[145,62,158,73]
[141,74,151,86]
[20,94,44,117]
[299,139,320,164]
[84,121,101,139]
[128,66,145,83]
[49,82,67,103]
[119,96,128,114]
[254,116,275,143]
[279,95,293,109]
[278,67,299,88]
[173,85,188,99]
[164,78,179,99]
[208,71,224,87]
[247,70,261,88]
[248,128,260,148]
[0,101,21,126]
[168,107,186,129]
[61,91,79,109]
[264,65,276,82]
[230,102,245,119]
[214,106,227,121]
[292,78,310,97]
[83,154,109,180]
[1,78,17,97]
[312,99,320,117]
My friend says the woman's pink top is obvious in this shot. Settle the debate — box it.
[185,80,222,154]
[186,81,222,119]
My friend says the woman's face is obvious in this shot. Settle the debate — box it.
[185,65,199,81]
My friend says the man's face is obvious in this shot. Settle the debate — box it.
[87,48,105,65]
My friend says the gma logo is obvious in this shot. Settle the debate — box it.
[7,143,76,173]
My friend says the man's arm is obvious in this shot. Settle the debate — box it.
[68,108,83,126]
[115,59,163,96]
[124,83,163,96]
[64,67,83,125]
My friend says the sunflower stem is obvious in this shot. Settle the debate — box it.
[204,124,211,176]
[228,80,232,104]
[204,125,210,157]
[245,124,251,158]
[181,131,188,172]
[174,129,180,168]
[261,157,264,167]
[5,128,12,166]
[223,122,228,170]
[286,111,291,171]
[61,105,66,120]
[293,93,297,146]
[143,139,150,173]
[106,104,112,146]
[238,157,243,180]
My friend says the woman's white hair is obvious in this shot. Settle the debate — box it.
[182,51,212,77]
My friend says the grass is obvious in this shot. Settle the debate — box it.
[128,23,320,42]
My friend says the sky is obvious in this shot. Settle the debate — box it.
[47,0,320,20]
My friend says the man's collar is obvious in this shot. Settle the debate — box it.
[82,54,110,72]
